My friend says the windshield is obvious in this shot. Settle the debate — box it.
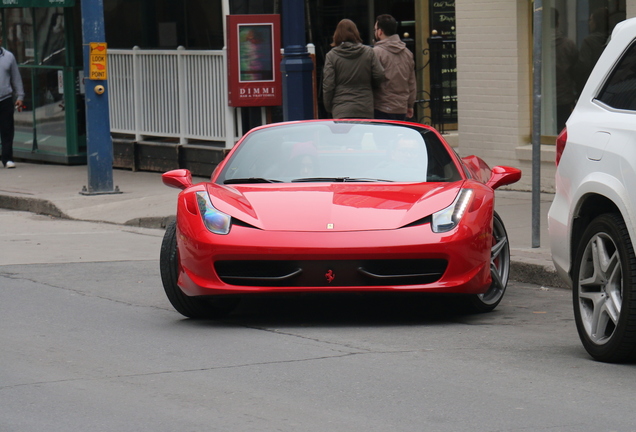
[216,121,462,184]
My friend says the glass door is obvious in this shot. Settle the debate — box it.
[2,5,85,163]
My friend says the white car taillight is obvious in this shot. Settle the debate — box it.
[556,128,567,166]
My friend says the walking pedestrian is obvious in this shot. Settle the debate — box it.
[373,14,416,121]
[322,19,384,119]
[0,36,24,169]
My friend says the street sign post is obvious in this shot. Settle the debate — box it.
[80,0,118,195]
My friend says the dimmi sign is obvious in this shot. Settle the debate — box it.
[227,14,282,107]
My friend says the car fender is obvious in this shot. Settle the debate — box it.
[569,171,636,267]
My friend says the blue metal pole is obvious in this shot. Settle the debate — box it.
[280,0,314,121]
[80,0,116,194]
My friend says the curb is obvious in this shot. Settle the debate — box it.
[0,193,172,229]
[510,261,568,289]
[0,195,69,219]
[124,215,175,229]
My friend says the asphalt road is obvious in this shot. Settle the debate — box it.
[2,209,636,432]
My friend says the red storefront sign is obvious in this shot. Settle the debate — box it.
[227,14,282,107]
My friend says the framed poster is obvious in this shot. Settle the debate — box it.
[227,14,282,107]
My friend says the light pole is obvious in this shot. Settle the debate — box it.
[280,0,314,121]
[531,0,542,247]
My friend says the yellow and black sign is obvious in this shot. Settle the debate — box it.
[89,42,108,80]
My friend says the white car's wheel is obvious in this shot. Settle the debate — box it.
[466,211,510,313]
[572,213,636,362]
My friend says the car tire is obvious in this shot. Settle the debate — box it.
[465,211,510,313]
[572,213,636,362]
[160,220,240,319]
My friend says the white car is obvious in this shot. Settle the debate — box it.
[548,17,636,362]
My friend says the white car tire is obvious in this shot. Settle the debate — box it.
[572,213,636,362]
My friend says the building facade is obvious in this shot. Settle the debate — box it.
[455,0,632,192]
[2,0,635,192]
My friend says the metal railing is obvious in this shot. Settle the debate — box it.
[108,46,236,148]
[416,35,458,134]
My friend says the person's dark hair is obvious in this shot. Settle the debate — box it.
[591,7,609,33]
[376,14,397,37]
[331,19,362,46]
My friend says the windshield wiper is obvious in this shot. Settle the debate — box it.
[291,177,393,183]
[224,177,282,184]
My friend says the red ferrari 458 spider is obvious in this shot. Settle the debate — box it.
[160,120,521,318]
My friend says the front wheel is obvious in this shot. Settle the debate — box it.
[465,211,510,313]
[572,213,636,362]
[160,220,240,319]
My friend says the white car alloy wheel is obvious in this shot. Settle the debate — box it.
[572,213,636,362]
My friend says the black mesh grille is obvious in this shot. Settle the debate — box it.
[215,259,447,287]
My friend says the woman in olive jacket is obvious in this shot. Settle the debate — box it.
[322,19,385,119]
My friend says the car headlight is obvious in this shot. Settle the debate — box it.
[431,189,473,233]
[196,191,231,235]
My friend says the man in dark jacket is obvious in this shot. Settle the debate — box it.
[373,14,416,120]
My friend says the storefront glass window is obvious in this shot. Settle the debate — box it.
[541,0,626,136]
[4,8,34,65]
[104,0,224,49]
[36,7,65,66]
[31,67,67,152]
[4,7,68,156]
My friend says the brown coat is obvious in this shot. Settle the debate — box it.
[322,42,385,119]
[373,34,416,115]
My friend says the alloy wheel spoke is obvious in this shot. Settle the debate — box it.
[582,288,609,342]
[603,293,620,325]
[596,237,615,274]
[489,263,504,292]
[491,236,507,262]
[580,236,613,289]
[483,222,508,303]
[590,305,612,343]
[579,239,604,288]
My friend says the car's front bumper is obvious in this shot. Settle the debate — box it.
[175,210,494,297]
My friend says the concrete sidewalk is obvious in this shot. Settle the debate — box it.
[0,162,565,289]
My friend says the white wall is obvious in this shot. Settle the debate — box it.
[628,0,636,19]
[455,0,555,192]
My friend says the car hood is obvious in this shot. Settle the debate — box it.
[205,182,465,232]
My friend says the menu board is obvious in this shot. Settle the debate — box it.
[429,0,457,124]
[430,0,456,37]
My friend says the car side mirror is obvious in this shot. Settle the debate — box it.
[486,166,522,190]
[162,169,193,190]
